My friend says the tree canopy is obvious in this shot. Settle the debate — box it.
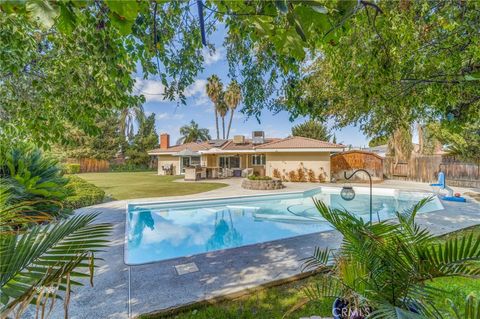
[278,0,480,140]
[177,120,211,144]
[125,113,159,166]
[291,120,331,142]
[2,0,478,155]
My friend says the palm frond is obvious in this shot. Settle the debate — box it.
[368,303,431,319]
[301,247,333,272]
[417,233,480,278]
[447,293,480,319]
[0,213,111,318]
[303,275,341,301]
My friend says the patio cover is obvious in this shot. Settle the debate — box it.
[199,147,224,154]
[173,148,199,157]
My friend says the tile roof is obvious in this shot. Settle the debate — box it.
[255,136,344,149]
[148,136,343,154]
[148,141,210,154]
[220,138,281,151]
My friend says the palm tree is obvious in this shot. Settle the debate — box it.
[119,102,144,138]
[206,75,223,139]
[302,198,480,318]
[224,80,242,139]
[177,120,211,144]
[217,93,228,139]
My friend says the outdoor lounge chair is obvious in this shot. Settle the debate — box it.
[430,171,466,202]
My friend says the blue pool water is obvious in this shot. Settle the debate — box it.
[125,187,443,264]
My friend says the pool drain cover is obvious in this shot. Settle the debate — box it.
[174,262,199,275]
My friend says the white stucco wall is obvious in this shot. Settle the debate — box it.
[265,152,331,181]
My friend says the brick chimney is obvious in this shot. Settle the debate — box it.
[160,133,170,150]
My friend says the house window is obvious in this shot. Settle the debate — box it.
[251,154,266,166]
[219,155,240,168]
[190,156,201,165]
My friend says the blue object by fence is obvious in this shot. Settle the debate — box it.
[442,196,466,203]
[430,171,445,189]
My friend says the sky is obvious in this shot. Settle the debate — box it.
[133,24,370,147]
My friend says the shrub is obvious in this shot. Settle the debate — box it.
[297,167,306,182]
[307,169,317,182]
[247,175,272,181]
[302,198,480,317]
[318,168,327,182]
[288,170,298,182]
[63,163,80,174]
[64,176,105,209]
[0,144,69,217]
[273,168,281,179]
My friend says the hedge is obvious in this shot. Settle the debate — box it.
[247,174,272,181]
[64,176,105,209]
[63,163,81,174]
[109,163,153,172]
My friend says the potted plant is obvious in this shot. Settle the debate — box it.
[301,198,480,318]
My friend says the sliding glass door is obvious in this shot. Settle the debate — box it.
[219,155,240,169]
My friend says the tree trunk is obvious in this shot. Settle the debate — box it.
[214,108,219,139]
[226,109,234,139]
[222,117,225,139]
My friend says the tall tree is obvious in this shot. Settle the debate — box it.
[206,75,223,139]
[291,120,331,141]
[388,127,414,165]
[60,114,122,160]
[224,80,242,139]
[217,94,229,139]
[177,120,211,144]
[125,113,159,166]
[119,102,145,139]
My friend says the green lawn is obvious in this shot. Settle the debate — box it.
[145,225,480,319]
[77,171,228,200]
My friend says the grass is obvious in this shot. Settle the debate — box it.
[144,225,480,319]
[141,275,334,319]
[77,171,228,200]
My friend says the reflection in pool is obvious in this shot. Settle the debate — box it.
[125,187,443,264]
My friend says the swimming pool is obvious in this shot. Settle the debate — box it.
[125,187,443,265]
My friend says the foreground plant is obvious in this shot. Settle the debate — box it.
[302,198,480,318]
[0,188,111,318]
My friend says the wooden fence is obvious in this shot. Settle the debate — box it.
[331,150,384,182]
[67,158,110,173]
[384,155,479,188]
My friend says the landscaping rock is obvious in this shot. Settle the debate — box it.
[241,178,284,190]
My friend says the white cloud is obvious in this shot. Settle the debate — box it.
[185,79,207,97]
[134,78,166,103]
[202,47,224,65]
[156,112,184,121]
[185,79,213,108]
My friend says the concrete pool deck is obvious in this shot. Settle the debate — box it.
[34,179,479,319]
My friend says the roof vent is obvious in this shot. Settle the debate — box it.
[252,131,265,144]
[233,135,245,144]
